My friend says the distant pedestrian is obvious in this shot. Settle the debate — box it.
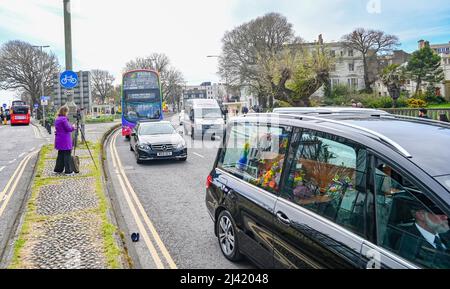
[357,102,364,108]
[351,99,357,108]
[54,106,76,176]
[418,108,430,119]
[439,113,449,123]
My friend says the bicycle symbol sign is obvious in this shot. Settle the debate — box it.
[60,70,79,89]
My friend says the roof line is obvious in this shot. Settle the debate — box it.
[244,113,413,158]
[380,114,450,129]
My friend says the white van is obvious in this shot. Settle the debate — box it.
[183,99,224,140]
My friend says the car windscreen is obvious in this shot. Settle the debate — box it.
[195,108,222,119]
[139,123,175,135]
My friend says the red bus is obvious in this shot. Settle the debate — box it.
[10,104,31,126]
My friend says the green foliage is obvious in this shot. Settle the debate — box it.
[273,100,292,108]
[322,91,409,109]
[329,84,351,98]
[86,115,114,124]
[407,44,444,92]
[427,103,450,109]
[365,96,393,108]
[407,98,428,108]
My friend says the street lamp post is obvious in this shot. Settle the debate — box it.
[32,45,50,128]
[207,55,230,122]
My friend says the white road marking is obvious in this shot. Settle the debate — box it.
[0,167,5,173]
[0,151,38,218]
[18,153,25,158]
[193,152,205,159]
[30,147,35,152]
[8,159,16,164]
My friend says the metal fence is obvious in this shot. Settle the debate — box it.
[383,108,450,121]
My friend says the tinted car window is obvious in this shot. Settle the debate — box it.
[374,162,450,269]
[219,122,291,194]
[282,129,369,237]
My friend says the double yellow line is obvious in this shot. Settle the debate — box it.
[0,151,38,218]
[109,131,177,269]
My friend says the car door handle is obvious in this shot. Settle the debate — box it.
[223,187,237,200]
[276,212,291,226]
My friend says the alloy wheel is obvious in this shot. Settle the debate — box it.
[218,215,235,256]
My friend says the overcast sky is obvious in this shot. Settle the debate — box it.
[1,0,450,103]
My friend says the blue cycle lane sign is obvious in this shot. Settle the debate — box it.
[60,70,79,89]
[2,104,6,109]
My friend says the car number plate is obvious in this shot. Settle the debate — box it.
[15,116,26,120]
[157,152,172,157]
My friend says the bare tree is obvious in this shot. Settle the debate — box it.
[124,53,170,74]
[342,28,400,92]
[0,40,60,106]
[219,13,301,108]
[91,69,115,104]
[124,53,184,108]
[161,68,184,111]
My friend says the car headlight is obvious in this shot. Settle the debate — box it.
[176,141,186,150]
[138,144,151,151]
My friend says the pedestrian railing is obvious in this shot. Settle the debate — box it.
[383,108,450,121]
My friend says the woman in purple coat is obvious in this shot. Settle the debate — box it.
[54,106,76,175]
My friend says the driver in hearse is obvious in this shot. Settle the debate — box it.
[386,193,450,268]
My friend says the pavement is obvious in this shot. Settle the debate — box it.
[105,113,254,269]
[0,122,45,267]
[0,120,125,269]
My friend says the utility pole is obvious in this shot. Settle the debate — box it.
[32,45,50,128]
[64,0,73,72]
[63,0,83,144]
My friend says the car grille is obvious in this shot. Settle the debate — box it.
[151,144,174,151]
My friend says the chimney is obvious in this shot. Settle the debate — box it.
[418,39,425,49]
[318,34,324,45]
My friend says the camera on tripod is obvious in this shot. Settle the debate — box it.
[74,107,86,122]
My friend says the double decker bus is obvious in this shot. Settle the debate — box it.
[122,70,163,139]
[10,102,31,126]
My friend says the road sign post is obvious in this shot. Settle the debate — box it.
[41,96,50,127]
[60,70,78,90]
[60,71,79,144]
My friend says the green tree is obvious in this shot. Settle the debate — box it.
[407,43,444,95]
[381,64,406,108]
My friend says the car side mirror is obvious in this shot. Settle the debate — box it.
[131,132,136,137]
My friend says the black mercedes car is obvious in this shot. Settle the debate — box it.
[206,110,450,269]
[130,120,187,163]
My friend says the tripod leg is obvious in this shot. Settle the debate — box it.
[79,126,98,170]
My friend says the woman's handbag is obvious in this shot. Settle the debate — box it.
[72,142,80,174]
[72,154,80,174]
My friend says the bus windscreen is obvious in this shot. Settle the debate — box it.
[124,102,161,121]
[12,106,29,114]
